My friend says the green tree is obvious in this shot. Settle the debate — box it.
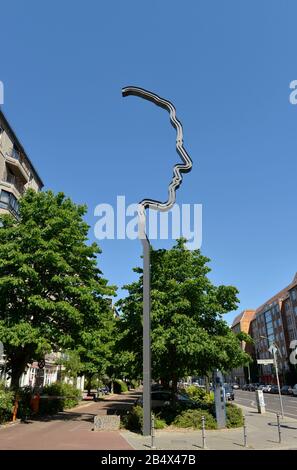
[0,190,116,389]
[117,239,250,392]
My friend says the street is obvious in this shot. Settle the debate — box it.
[0,392,139,450]
[235,390,297,419]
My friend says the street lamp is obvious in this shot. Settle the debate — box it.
[260,335,284,419]
[122,86,193,436]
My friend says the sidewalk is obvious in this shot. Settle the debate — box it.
[0,393,136,450]
[121,405,297,450]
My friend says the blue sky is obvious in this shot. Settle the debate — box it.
[1,1,297,323]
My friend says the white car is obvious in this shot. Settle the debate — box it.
[292,384,297,396]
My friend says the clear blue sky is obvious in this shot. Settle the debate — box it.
[1,1,297,323]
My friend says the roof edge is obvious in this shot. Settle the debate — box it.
[0,108,44,188]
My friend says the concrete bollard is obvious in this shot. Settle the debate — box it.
[276,413,282,444]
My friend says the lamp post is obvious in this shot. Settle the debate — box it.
[122,86,193,436]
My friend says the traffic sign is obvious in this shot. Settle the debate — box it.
[257,359,274,365]
[269,345,278,355]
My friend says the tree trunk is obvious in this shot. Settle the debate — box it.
[10,352,30,391]
[10,364,25,391]
[205,374,210,393]
[171,372,178,407]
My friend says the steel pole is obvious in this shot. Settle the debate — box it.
[274,350,284,419]
[142,235,151,436]
[122,85,193,437]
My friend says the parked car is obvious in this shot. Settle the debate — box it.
[241,384,249,391]
[232,383,240,390]
[224,385,235,401]
[292,384,297,397]
[247,383,257,391]
[262,384,272,393]
[152,383,164,391]
[281,385,293,395]
[136,390,197,409]
[270,385,279,394]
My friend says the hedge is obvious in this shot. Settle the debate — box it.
[173,409,217,429]
[121,405,166,432]
[0,383,14,424]
[39,383,82,415]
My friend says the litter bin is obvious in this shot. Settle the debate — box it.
[30,393,40,414]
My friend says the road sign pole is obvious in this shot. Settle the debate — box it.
[274,350,284,419]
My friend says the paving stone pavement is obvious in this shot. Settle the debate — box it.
[121,404,297,450]
[0,392,139,450]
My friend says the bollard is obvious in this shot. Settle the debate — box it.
[151,414,156,449]
[201,415,206,449]
[243,415,248,447]
[276,413,282,444]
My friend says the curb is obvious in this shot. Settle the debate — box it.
[0,419,21,430]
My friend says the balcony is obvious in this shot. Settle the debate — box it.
[5,148,30,181]
[5,173,25,195]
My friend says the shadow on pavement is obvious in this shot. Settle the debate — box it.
[24,391,141,424]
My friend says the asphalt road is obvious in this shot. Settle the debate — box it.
[234,389,297,419]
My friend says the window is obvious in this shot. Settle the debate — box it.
[292,290,297,301]
[0,189,19,216]
[0,189,10,204]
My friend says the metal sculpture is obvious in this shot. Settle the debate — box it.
[122,86,193,435]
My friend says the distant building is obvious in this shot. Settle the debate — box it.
[0,109,43,217]
[230,274,297,386]
[230,310,256,386]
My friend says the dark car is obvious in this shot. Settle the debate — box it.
[224,385,235,401]
[281,385,293,395]
[151,383,164,391]
[136,391,197,409]
[270,385,279,394]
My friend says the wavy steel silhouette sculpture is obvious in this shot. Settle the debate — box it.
[122,86,193,436]
[122,86,193,212]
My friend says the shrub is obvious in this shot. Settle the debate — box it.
[226,403,243,428]
[130,380,139,390]
[0,382,14,424]
[17,386,34,419]
[121,405,166,432]
[173,409,217,430]
[40,382,82,415]
[154,416,167,429]
[113,379,128,394]
[183,386,214,406]
[121,405,143,431]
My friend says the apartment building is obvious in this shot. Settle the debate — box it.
[230,274,297,385]
[0,109,43,217]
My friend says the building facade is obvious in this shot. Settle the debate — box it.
[0,109,43,217]
[230,274,297,385]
